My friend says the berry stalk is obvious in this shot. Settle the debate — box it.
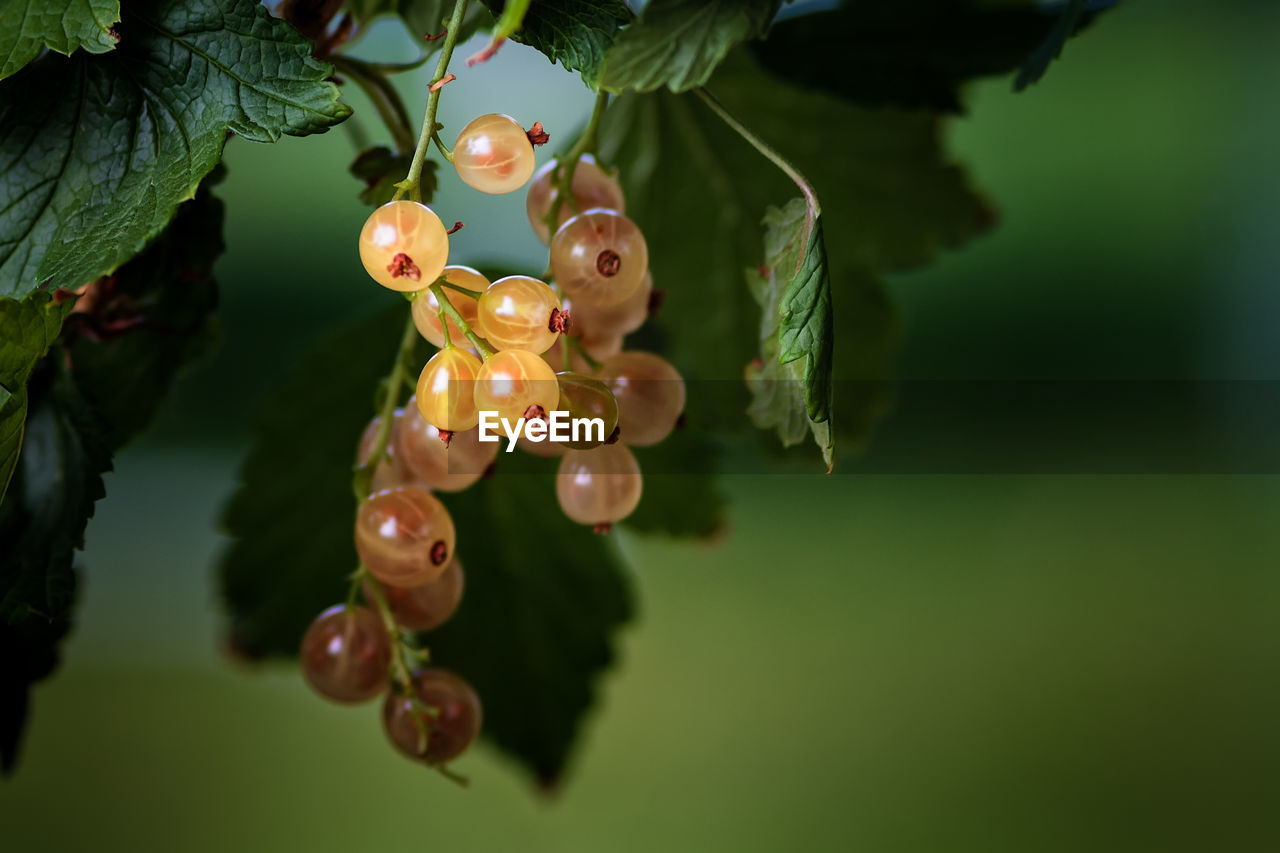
[353,311,420,500]
[429,281,496,358]
[396,0,471,200]
[542,89,611,246]
[564,333,603,372]
[693,86,820,217]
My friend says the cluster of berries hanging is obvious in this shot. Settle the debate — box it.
[299,111,686,775]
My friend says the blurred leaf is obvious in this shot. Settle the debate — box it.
[481,0,630,86]
[0,597,73,774]
[0,0,349,299]
[624,429,726,537]
[599,0,779,93]
[0,290,75,501]
[64,171,225,449]
[219,307,406,657]
[218,307,634,784]
[427,450,633,785]
[0,367,108,625]
[0,0,120,81]
[1015,0,1086,91]
[349,146,423,207]
[0,366,107,775]
[598,51,985,440]
[752,1,1097,112]
[746,199,835,468]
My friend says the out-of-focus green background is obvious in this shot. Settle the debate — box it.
[4,1,1280,850]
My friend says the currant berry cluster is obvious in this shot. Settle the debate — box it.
[362,114,685,532]
[300,108,686,777]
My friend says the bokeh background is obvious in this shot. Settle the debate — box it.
[4,0,1280,849]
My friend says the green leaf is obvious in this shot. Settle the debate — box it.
[599,0,780,94]
[218,306,634,784]
[751,0,1098,112]
[598,51,982,443]
[0,0,350,299]
[1015,0,1086,91]
[482,0,630,87]
[744,199,834,466]
[0,175,223,774]
[64,169,225,450]
[0,0,120,81]
[0,290,76,502]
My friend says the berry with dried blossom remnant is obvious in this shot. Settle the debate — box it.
[355,486,457,588]
[454,114,537,194]
[396,400,498,492]
[476,275,565,354]
[299,605,391,704]
[383,668,483,765]
[359,201,449,291]
[550,210,649,307]
[474,349,560,423]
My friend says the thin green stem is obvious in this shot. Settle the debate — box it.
[543,89,611,239]
[693,86,820,216]
[565,334,602,373]
[397,0,471,201]
[353,312,420,500]
[435,765,471,787]
[437,296,452,348]
[431,129,455,163]
[359,568,415,689]
[439,280,482,300]
[429,282,496,358]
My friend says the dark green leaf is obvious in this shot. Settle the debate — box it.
[0,0,120,81]
[1,599,74,774]
[349,146,424,207]
[752,1,1096,112]
[599,0,779,93]
[598,51,983,437]
[482,0,630,86]
[0,365,109,625]
[0,0,350,299]
[219,308,404,658]
[1016,0,1086,91]
[0,290,76,502]
[427,450,633,785]
[623,429,726,537]
[217,307,634,784]
[745,199,834,467]
[63,170,225,449]
[0,366,107,776]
